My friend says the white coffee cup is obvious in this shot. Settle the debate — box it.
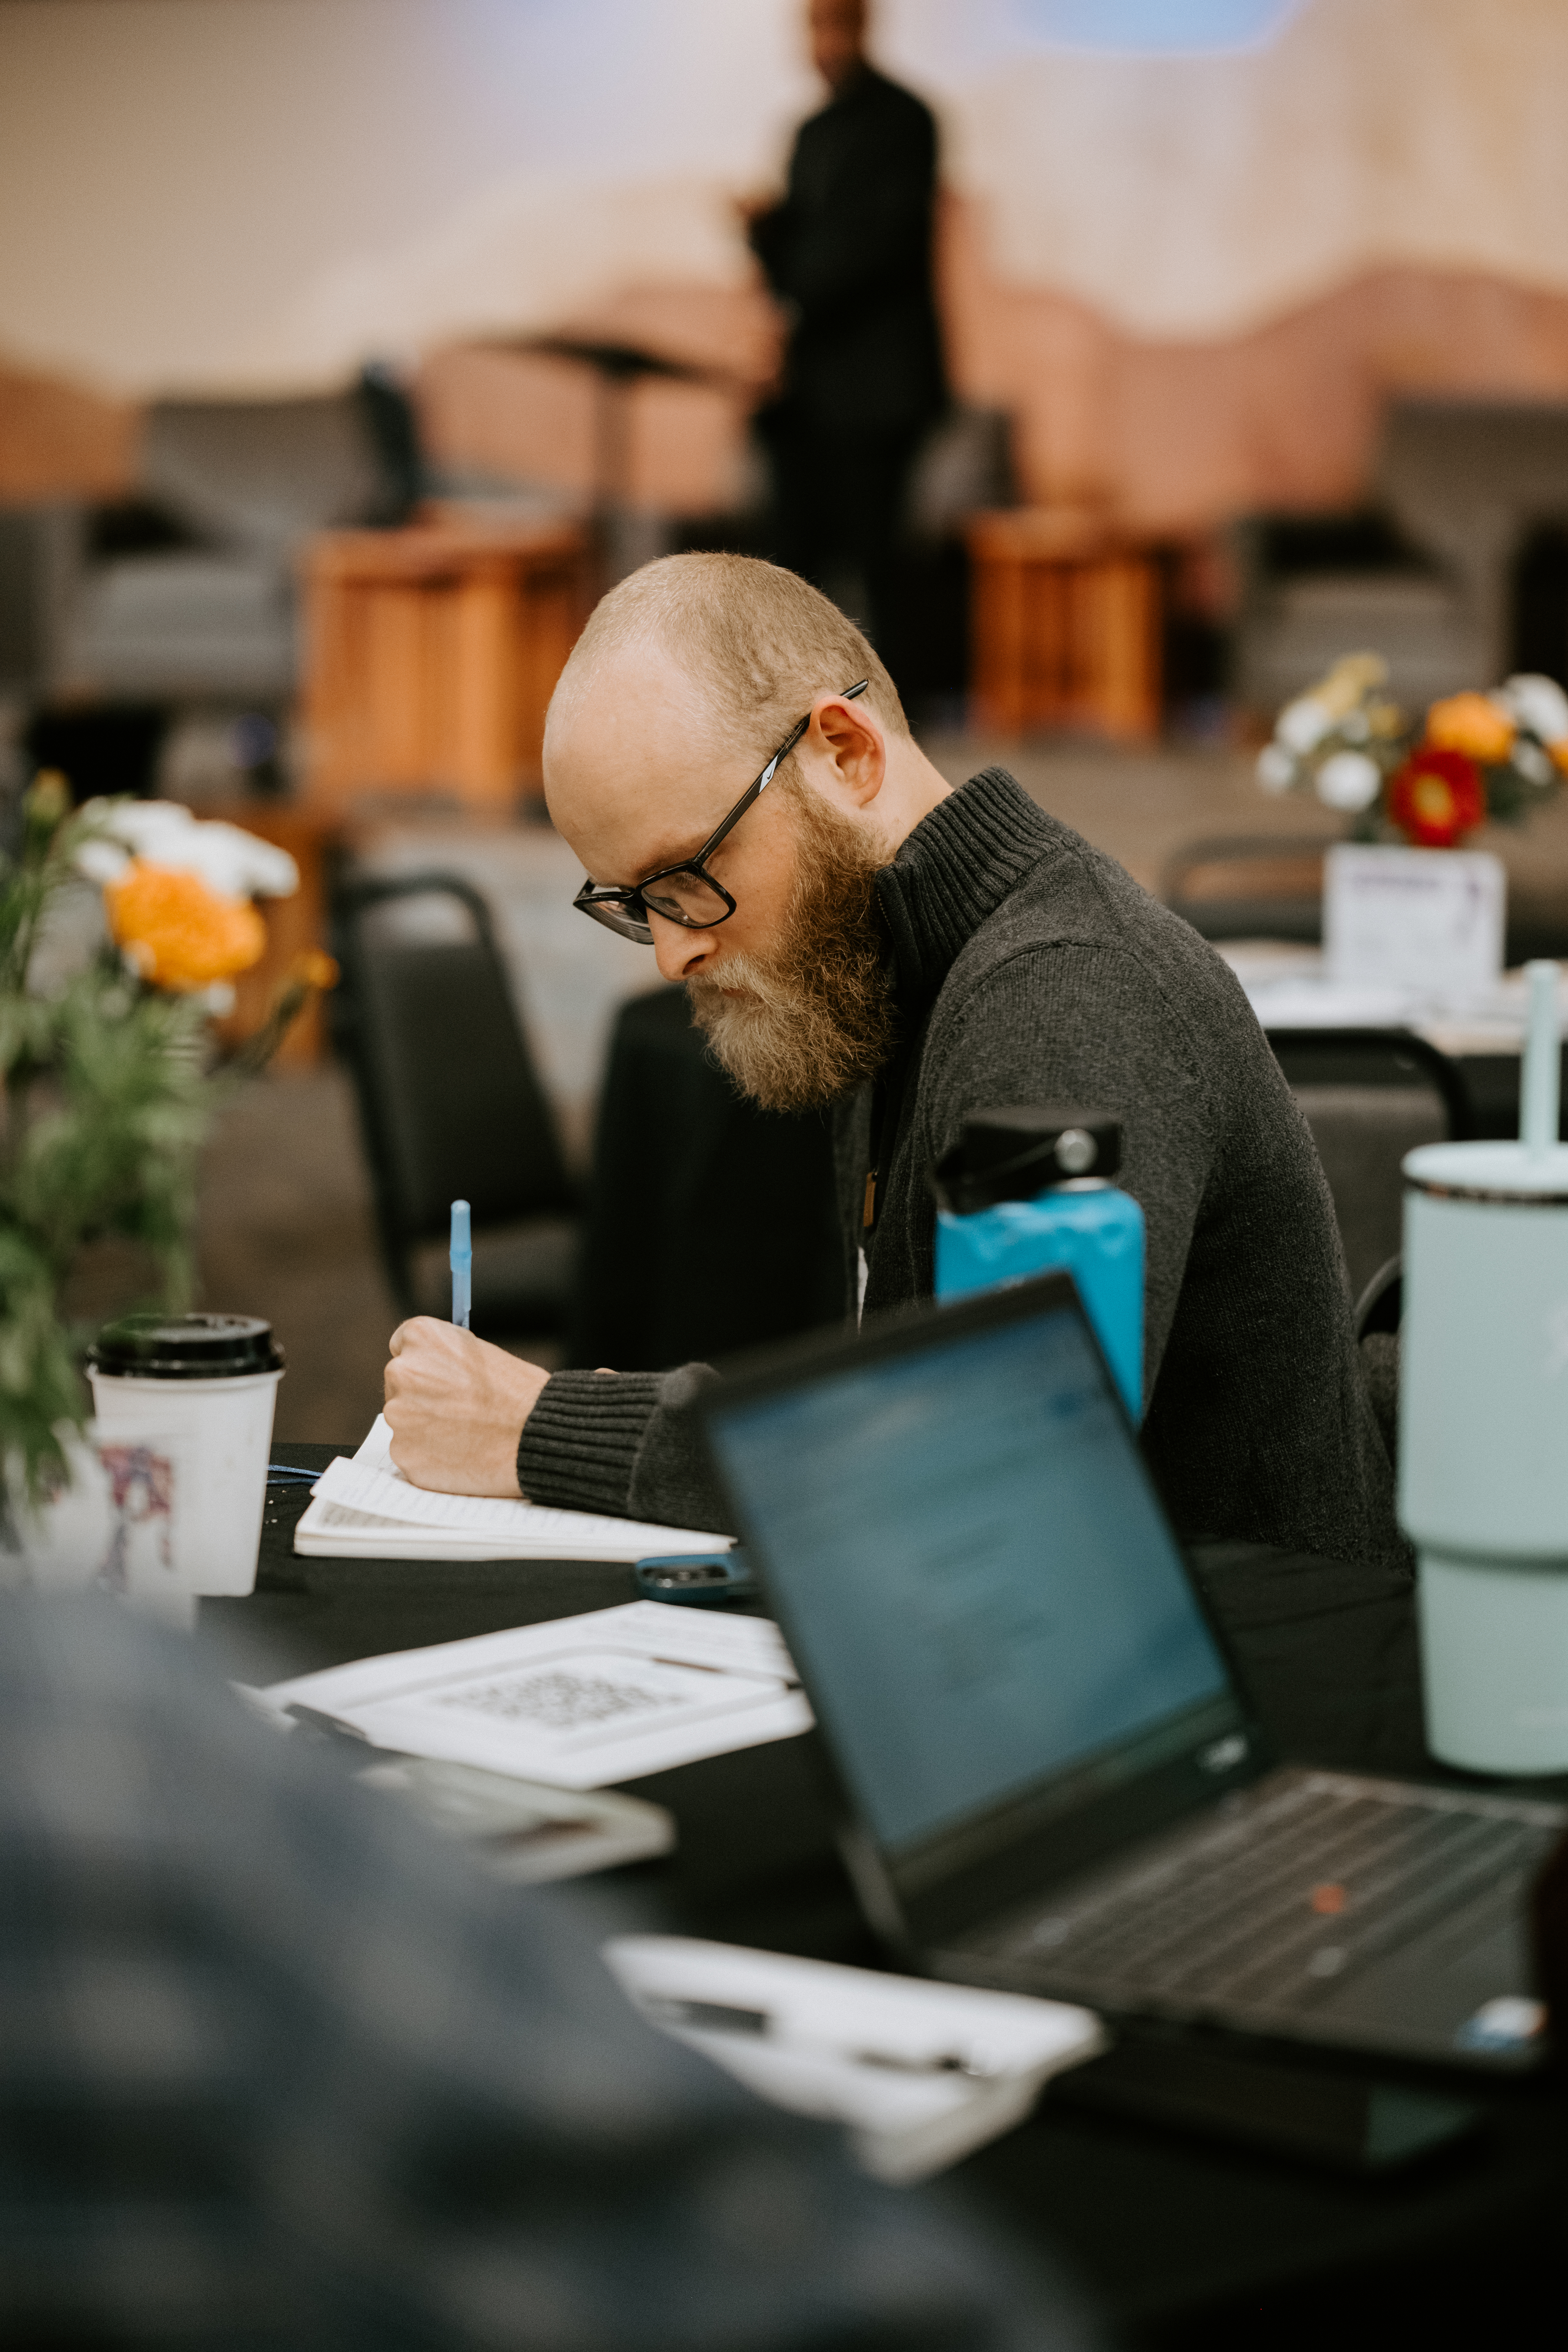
[87,1314,285,1602]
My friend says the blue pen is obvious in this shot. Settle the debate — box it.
[450,1198,471,1331]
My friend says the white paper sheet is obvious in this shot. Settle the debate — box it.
[293,1416,734,1562]
[1219,944,1568,1056]
[1324,844,1504,1007]
[258,1602,812,1787]
[604,1935,1104,2182]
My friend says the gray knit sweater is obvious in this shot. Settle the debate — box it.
[519,768,1404,1570]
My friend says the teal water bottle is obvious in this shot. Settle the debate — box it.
[931,1106,1145,1420]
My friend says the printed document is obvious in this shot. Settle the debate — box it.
[293,1416,733,1562]
[257,1601,812,1786]
[605,1935,1103,2181]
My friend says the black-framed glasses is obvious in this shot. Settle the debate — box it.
[572,681,869,944]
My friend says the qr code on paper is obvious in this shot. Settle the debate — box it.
[435,1668,685,1733]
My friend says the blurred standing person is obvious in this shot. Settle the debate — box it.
[745,0,946,690]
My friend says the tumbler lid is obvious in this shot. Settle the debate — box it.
[930,1106,1122,1214]
[88,1312,285,1379]
[1405,1139,1568,1204]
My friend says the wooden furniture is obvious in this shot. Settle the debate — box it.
[966,510,1162,741]
[300,520,589,811]
[204,802,343,1070]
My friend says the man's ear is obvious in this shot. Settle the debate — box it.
[812,692,885,808]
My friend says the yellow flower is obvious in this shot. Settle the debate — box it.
[105,861,267,992]
[1426,691,1516,764]
[1314,653,1388,719]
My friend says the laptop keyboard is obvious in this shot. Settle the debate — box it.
[983,1773,1563,2019]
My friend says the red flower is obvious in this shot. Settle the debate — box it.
[1387,744,1485,848]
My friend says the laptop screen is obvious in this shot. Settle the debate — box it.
[704,1294,1232,1863]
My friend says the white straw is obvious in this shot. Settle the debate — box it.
[1522,960,1561,1157]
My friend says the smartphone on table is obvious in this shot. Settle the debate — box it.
[634,1550,757,1608]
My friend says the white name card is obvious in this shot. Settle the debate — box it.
[1324,845,1505,1008]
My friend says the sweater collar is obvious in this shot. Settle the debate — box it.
[873,767,1053,1014]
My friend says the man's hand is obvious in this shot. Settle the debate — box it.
[383,1319,550,1496]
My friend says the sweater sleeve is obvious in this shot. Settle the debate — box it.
[515,1364,736,1533]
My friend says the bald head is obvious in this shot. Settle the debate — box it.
[550,552,895,849]
[546,552,905,777]
[545,553,949,995]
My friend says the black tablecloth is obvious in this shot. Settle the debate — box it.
[202,1452,1566,2349]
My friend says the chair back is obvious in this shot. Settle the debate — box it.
[567,985,844,1370]
[1164,835,1327,943]
[142,393,390,557]
[331,872,573,1313]
[1266,1027,1472,1303]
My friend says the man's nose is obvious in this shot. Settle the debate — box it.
[650,912,718,983]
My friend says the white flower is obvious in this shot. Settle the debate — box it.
[1513,737,1556,786]
[1314,750,1382,812]
[1276,696,1335,755]
[1256,743,1297,794]
[73,799,298,901]
[1497,674,1568,746]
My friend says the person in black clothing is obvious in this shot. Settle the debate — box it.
[745,0,946,685]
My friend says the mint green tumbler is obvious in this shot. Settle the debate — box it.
[1400,963,1568,1773]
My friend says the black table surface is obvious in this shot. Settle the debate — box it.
[202,1448,1567,2348]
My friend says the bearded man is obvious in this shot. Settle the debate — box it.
[383,555,1402,1570]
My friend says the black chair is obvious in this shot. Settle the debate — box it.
[566,985,845,1370]
[1354,1253,1403,1342]
[1265,1027,1472,1305]
[1163,835,1328,946]
[1353,1253,1404,1471]
[1163,832,1568,972]
[331,871,579,1341]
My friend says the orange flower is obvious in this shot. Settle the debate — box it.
[105,860,267,992]
[291,949,340,992]
[1387,746,1485,848]
[1425,691,1516,764]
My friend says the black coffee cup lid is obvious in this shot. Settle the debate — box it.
[88,1313,285,1379]
[930,1106,1122,1214]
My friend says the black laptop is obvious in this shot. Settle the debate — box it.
[697,1274,1564,2105]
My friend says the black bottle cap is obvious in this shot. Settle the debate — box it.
[930,1106,1123,1214]
[87,1312,285,1380]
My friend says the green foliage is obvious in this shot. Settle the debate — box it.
[0,783,215,1511]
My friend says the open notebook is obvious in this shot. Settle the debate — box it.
[292,1416,734,1563]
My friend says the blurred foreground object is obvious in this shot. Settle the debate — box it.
[0,782,331,1528]
[1256,654,1568,848]
[301,519,590,813]
[0,1592,1096,2351]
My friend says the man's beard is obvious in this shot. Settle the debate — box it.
[687,788,896,1113]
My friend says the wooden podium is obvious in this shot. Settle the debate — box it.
[300,519,589,811]
[967,510,1162,742]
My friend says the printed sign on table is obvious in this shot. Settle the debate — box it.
[1324,845,1505,1008]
